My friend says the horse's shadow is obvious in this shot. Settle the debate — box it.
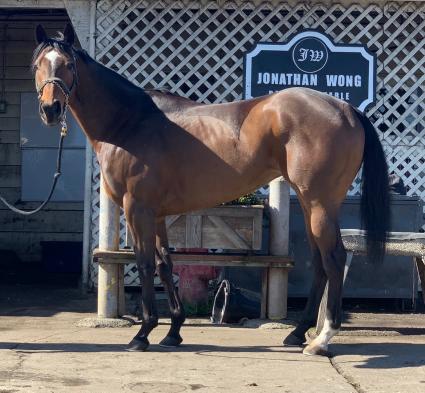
[331,342,425,369]
[2,341,425,369]
[0,341,290,354]
[0,342,310,363]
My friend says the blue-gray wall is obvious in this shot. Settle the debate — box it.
[0,15,84,263]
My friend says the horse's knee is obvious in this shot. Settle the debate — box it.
[138,262,156,278]
[170,307,185,323]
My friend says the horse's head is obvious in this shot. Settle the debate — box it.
[32,24,77,126]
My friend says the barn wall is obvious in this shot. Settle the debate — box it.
[0,10,84,262]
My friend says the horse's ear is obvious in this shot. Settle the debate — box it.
[35,24,47,44]
[63,23,75,46]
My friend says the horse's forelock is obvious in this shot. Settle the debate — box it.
[31,36,74,74]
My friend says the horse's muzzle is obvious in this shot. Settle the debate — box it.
[40,100,63,125]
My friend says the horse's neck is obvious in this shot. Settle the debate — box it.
[69,53,153,148]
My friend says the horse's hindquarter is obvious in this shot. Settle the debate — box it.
[276,88,365,201]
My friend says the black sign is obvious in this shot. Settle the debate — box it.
[244,31,376,111]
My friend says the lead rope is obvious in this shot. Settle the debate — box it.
[0,113,68,216]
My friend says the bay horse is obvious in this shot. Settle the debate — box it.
[33,24,390,356]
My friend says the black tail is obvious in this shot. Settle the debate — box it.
[354,108,390,263]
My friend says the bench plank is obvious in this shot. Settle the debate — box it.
[341,229,425,257]
[93,249,294,268]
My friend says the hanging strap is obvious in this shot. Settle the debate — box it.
[0,132,66,216]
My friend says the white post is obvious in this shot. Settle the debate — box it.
[71,0,96,293]
[97,176,121,318]
[267,177,290,319]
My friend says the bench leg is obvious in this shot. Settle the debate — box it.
[98,262,119,318]
[267,267,288,320]
[415,257,425,305]
[316,252,353,334]
[118,264,126,317]
[261,269,268,319]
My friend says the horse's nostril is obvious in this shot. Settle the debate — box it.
[40,101,62,124]
[52,100,61,115]
[41,101,61,121]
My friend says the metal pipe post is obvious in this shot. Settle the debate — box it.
[97,176,121,318]
[267,177,290,319]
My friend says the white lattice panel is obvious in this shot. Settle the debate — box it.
[89,1,425,286]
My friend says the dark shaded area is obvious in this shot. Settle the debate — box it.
[331,343,425,369]
[0,242,82,288]
[0,284,95,317]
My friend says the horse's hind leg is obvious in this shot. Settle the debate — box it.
[155,219,185,347]
[283,203,327,347]
[302,205,346,356]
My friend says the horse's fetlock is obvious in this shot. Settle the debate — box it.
[171,309,185,323]
[144,316,159,329]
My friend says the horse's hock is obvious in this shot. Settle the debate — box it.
[92,178,293,322]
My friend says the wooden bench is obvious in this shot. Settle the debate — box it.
[317,229,425,332]
[93,178,293,322]
[93,249,294,319]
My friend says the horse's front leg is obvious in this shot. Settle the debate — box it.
[124,196,158,351]
[155,219,185,347]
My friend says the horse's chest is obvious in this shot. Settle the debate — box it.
[98,144,160,206]
[97,146,131,203]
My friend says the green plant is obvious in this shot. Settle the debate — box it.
[225,192,262,206]
[183,300,213,317]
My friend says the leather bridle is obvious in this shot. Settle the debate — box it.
[36,47,78,135]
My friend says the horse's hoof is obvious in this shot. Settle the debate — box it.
[303,344,331,357]
[126,336,150,351]
[159,335,183,348]
[283,332,306,347]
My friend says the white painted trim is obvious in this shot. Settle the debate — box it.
[0,0,423,8]
[0,0,64,8]
[81,0,97,291]
[244,31,375,111]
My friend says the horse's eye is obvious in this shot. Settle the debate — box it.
[66,63,74,70]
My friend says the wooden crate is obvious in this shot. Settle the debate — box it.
[164,205,263,251]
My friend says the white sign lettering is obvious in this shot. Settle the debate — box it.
[257,72,318,86]
[326,75,362,87]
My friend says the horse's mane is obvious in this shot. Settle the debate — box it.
[31,33,197,114]
[145,88,180,97]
